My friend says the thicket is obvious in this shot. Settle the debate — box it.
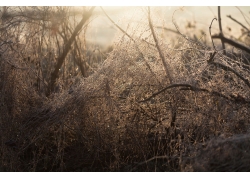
[0,6,250,172]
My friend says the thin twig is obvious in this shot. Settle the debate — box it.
[207,18,218,63]
[100,7,135,44]
[227,15,250,32]
[172,9,207,49]
[130,155,176,172]
[209,18,217,51]
[5,60,29,70]
[148,7,172,84]
[218,6,226,55]
[155,26,179,35]
[236,6,250,27]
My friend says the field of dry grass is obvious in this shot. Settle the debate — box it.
[0,6,250,172]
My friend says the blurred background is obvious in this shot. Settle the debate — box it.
[87,6,250,48]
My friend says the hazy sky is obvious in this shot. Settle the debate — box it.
[86,6,250,47]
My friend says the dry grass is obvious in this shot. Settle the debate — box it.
[1,6,250,172]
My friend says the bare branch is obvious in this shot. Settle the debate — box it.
[138,83,230,103]
[148,7,173,84]
[218,6,226,55]
[212,33,250,54]
[100,7,135,44]
[227,15,250,32]
[209,18,217,51]
[46,7,95,96]
[207,18,217,63]
[236,6,250,27]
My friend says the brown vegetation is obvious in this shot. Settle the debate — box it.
[0,6,250,172]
